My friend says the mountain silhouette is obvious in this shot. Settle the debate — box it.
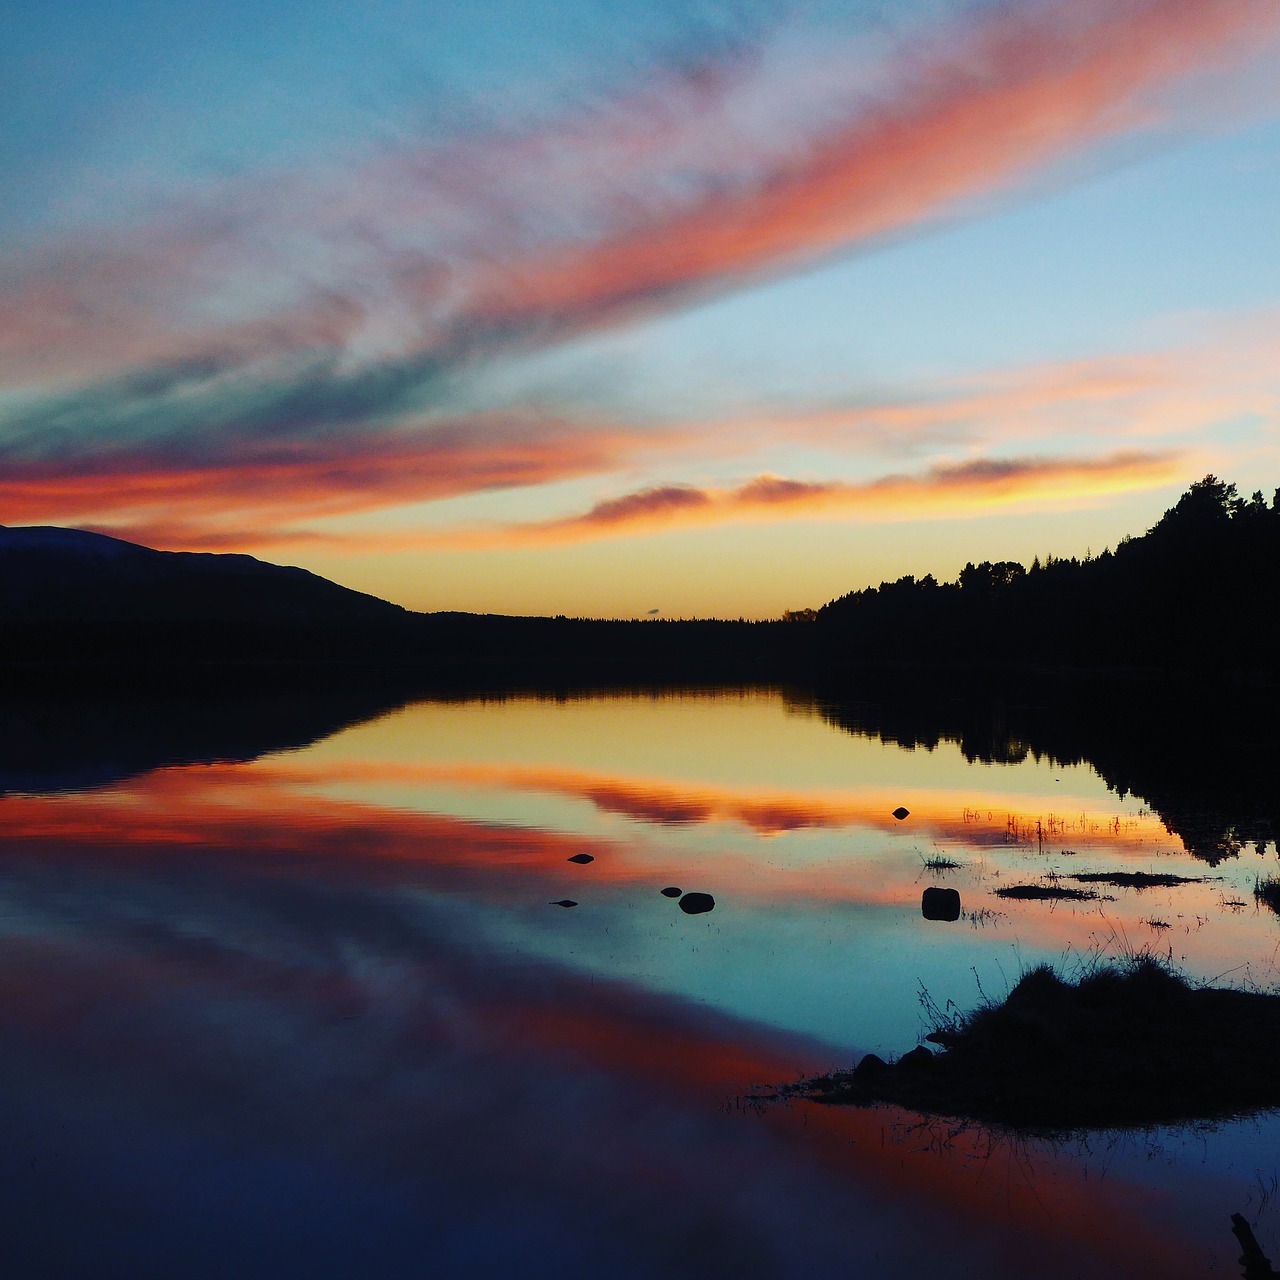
[0,524,423,667]
[0,523,805,677]
[0,525,405,628]
[4,477,1277,681]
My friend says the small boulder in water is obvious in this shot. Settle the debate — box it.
[567,854,594,864]
[892,806,910,821]
[921,886,961,922]
[550,899,578,908]
[678,892,715,915]
[660,886,682,898]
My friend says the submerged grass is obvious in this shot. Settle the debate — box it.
[921,853,963,872]
[796,953,1280,1134]
[1256,878,1280,917]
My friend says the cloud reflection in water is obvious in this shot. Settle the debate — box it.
[0,691,1273,1277]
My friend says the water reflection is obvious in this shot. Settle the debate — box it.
[0,685,1277,1277]
[0,683,410,796]
[812,682,1280,865]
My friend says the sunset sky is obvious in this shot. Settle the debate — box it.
[3,0,1279,618]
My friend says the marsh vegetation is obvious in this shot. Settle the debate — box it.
[797,956,1280,1133]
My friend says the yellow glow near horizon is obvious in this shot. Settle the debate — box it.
[296,480,1192,617]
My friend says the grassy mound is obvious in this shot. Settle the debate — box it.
[800,958,1280,1132]
[1068,871,1202,890]
[993,883,1096,901]
[1256,878,1280,916]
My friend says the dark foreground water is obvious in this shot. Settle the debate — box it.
[1,686,1277,1278]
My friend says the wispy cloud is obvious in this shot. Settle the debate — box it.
[3,321,1270,552]
[477,0,1280,332]
[439,451,1187,547]
[3,0,1274,388]
[0,0,1274,551]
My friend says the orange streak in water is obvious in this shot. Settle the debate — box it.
[254,754,1176,856]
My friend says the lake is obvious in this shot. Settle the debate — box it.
[1,684,1277,1277]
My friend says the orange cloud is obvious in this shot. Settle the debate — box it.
[8,320,1265,554]
[0,412,676,549]
[444,451,1186,547]
[780,330,1280,450]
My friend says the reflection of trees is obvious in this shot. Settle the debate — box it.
[800,676,1280,866]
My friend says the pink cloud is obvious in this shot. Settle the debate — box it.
[2,0,1274,389]
[0,1,1274,553]
[0,413,677,547]
[477,1,1280,332]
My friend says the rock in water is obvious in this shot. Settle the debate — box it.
[660,886,683,898]
[567,854,594,864]
[550,899,578,908]
[678,892,715,915]
[921,886,961,922]
[892,806,910,821]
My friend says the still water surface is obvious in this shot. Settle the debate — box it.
[1,688,1277,1277]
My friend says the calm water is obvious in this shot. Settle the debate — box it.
[1,687,1277,1277]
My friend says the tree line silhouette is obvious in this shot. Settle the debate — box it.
[817,477,1280,677]
[4,476,1277,683]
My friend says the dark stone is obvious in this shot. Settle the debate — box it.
[898,1045,935,1071]
[678,892,715,915]
[921,886,961,922]
[567,853,594,864]
[892,806,910,820]
[852,1052,888,1080]
[550,899,578,908]
[660,886,683,898]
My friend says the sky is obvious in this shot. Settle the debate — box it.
[2,0,1279,618]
